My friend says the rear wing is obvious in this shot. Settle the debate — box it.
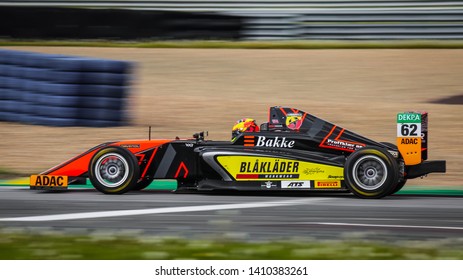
[396,112,428,165]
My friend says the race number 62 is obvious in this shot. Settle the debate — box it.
[397,113,421,137]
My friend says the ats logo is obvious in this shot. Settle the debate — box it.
[281,181,311,189]
[315,181,341,189]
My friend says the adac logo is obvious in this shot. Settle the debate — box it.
[286,113,303,130]
[400,138,419,145]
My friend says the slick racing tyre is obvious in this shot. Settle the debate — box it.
[89,146,139,194]
[379,142,407,195]
[344,147,399,199]
[389,179,407,195]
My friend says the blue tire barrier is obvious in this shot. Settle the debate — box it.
[3,51,27,65]
[5,65,25,77]
[16,102,34,123]
[38,70,129,85]
[39,83,128,98]
[5,77,29,90]
[20,53,63,69]
[78,96,125,110]
[50,57,132,74]
[33,94,125,110]
[17,101,33,113]
[35,105,79,119]
[3,77,14,89]
[27,115,78,127]
[76,108,125,122]
[0,64,14,77]
[21,92,42,103]
[2,100,21,112]
[0,76,8,87]
[77,119,126,127]
[0,112,22,122]
[37,82,82,96]
[37,95,81,107]
[22,80,41,92]
[80,72,129,86]
[49,57,97,72]
[0,50,8,64]
[34,105,125,122]
[47,70,83,84]
[0,88,7,100]
[0,49,133,127]
[85,59,132,74]
[2,100,12,111]
[0,90,13,100]
[4,90,23,101]
[79,84,129,98]
[0,77,8,87]
[0,112,7,121]
[22,67,51,81]
[0,65,8,76]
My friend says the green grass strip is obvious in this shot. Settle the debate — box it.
[397,189,463,196]
[71,179,177,191]
[1,40,463,49]
[0,229,462,259]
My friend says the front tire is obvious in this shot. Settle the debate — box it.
[89,146,139,194]
[344,147,399,199]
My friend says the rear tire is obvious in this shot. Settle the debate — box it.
[344,147,399,199]
[89,146,139,194]
[389,179,407,195]
[379,142,407,195]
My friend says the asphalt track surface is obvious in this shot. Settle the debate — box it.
[0,187,462,241]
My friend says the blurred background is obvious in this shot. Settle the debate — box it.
[0,0,462,262]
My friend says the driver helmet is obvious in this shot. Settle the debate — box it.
[232,118,260,140]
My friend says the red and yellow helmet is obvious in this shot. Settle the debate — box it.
[232,118,259,140]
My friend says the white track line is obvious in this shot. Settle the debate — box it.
[0,198,328,222]
[306,222,463,231]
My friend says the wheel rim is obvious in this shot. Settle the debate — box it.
[94,153,129,188]
[352,155,387,191]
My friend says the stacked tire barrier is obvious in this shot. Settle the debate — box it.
[0,49,133,127]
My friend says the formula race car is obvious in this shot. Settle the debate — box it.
[30,106,446,198]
